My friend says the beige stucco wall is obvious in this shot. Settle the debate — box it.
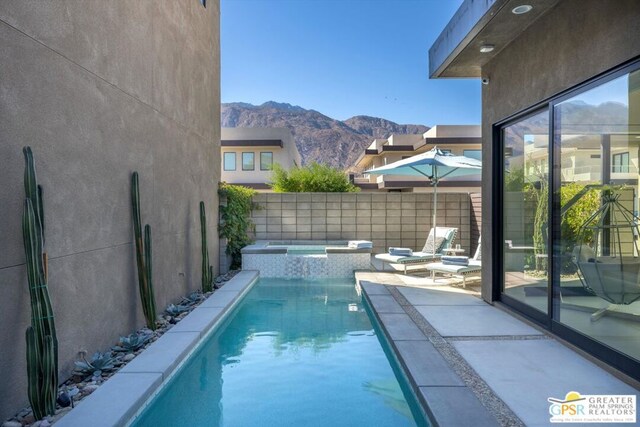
[0,1,220,419]
[480,0,640,302]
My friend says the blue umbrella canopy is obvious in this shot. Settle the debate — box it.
[366,147,481,180]
[367,147,482,251]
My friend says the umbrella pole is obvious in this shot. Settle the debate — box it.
[433,166,438,249]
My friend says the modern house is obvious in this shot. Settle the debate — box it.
[351,125,482,192]
[221,127,302,191]
[430,0,640,381]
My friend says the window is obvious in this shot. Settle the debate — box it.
[440,149,452,154]
[612,152,629,173]
[242,152,255,171]
[463,149,482,160]
[260,152,273,171]
[223,152,236,171]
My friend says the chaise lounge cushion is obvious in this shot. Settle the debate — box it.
[375,252,442,265]
[426,260,481,274]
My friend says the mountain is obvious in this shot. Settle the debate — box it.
[221,102,429,168]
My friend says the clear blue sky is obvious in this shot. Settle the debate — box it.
[221,0,479,126]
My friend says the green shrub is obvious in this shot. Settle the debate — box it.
[270,162,359,192]
[218,183,258,269]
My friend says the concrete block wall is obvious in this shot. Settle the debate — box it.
[0,1,220,420]
[249,192,471,255]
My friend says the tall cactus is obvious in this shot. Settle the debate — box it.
[22,146,58,420]
[131,172,157,330]
[200,201,214,292]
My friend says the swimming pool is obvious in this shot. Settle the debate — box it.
[130,278,427,426]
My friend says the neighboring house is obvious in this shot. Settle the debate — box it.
[221,127,302,191]
[430,0,640,381]
[351,125,482,192]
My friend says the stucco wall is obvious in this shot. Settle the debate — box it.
[480,0,640,301]
[0,0,220,420]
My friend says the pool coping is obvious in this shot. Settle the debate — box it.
[56,270,259,427]
[357,277,501,427]
[241,240,372,254]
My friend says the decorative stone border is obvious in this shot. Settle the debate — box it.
[56,271,259,427]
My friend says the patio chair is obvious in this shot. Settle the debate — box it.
[375,227,458,274]
[426,238,481,288]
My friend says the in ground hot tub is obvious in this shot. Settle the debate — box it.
[241,240,372,278]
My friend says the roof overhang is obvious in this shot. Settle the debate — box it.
[221,139,283,147]
[429,0,560,78]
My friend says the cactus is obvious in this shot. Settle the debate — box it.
[22,146,58,420]
[200,201,215,292]
[131,172,157,330]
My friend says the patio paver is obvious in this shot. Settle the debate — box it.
[453,339,640,427]
[415,305,543,337]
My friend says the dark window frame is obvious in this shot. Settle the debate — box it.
[260,152,273,171]
[612,152,630,173]
[223,152,236,171]
[492,55,640,381]
[242,152,255,171]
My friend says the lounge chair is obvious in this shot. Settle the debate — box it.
[375,227,458,274]
[426,238,481,288]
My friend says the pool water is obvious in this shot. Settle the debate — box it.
[268,244,329,255]
[131,278,428,426]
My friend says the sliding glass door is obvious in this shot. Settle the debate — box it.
[555,68,640,364]
[498,62,640,377]
[502,109,549,314]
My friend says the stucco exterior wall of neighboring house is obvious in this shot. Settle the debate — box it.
[0,1,220,420]
[479,0,640,303]
[352,125,482,192]
[221,127,302,190]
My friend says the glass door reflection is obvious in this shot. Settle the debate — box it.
[502,109,550,313]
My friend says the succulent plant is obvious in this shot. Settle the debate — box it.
[74,352,116,377]
[165,304,191,317]
[112,333,151,353]
[132,172,157,330]
[22,147,58,420]
[185,291,205,304]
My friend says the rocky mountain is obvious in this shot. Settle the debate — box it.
[221,102,429,169]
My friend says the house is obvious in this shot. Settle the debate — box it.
[430,0,640,381]
[351,125,482,192]
[221,127,302,191]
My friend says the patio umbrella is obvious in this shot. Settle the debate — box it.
[366,147,481,245]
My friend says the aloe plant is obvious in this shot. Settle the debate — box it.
[131,172,157,330]
[200,201,215,292]
[22,146,58,420]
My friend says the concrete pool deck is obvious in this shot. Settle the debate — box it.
[356,271,640,427]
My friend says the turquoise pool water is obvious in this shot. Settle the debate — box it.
[267,244,330,255]
[131,278,428,426]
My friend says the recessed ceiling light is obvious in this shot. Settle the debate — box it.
[480,44,495,53]
[512,5,533,14]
